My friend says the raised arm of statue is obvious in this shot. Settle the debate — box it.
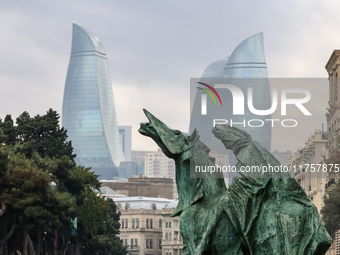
[213,124,331,255]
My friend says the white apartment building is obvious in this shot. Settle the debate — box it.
[144,149,177,198]
[114,196,174,255]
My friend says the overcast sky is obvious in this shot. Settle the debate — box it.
[1,0,339,152]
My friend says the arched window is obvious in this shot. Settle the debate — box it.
[136,218,139,228]
[150,219,153,228]
[169,232,172,240]
[121,219,124,228]
[125,219,128,228]
[132,218,135,228]
[146,219,149,228]
[159,219,162,228]
[166,233,168,241]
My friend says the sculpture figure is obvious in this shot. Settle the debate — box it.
[139,109,331,255]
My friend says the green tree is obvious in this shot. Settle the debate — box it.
[0,109,126,255]
[321,179,340,238]
[2,115,16,145]
[16,109,75,160]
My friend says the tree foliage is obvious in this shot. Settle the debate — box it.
[321,179,340,239]
[0,109,126,255]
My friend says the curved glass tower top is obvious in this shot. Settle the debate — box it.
[190,33,271,159]
[62,23,125,179]
[201,57,229,78]
[223,33,268,78]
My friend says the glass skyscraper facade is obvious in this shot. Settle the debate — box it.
[62,23,125,179]
[190,33,271,157]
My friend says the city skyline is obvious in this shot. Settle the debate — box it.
[1,0,337,152]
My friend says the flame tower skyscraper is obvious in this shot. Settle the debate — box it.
[62,23,125,179]
[190,33,271,157]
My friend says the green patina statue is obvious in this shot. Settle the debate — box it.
[139,109,331,255]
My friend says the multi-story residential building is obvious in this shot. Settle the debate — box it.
[132,151,154,165]
[288,130,338,254]
[288,130,328,212]
[161,200,183,255]
[144,149,177,198]
[131,150,155,175]
[114,196,174,255]
[326,50,340,154]
[144,149,175,179]
[325,50,340,255]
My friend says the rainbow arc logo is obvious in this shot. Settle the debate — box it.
[197,82,223,106]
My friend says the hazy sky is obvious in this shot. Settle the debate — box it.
[1,0,339,152]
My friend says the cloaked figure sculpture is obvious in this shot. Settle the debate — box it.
[139,109,331,255]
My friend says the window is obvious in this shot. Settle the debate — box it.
[131,239,133,247]
[159,219,162,228]
[122,219,124,228]
[125,219,128,228]
[135,239,138,246]
[124,239,127,246]
[169,233,172,240]
[166,222,168,228]
[150,239,153,248]
[132,218,135,228]
[136,218,139,228]
[159,239,162,249]
[166,233,168,241]
[169,222,172,228]
[146,219,149,228]
[146,239,149,248]
[150,219,153,228]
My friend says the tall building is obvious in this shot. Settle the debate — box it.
[119,126,132,161]
[190,33,271,158]
[325,50,340,255]
[288,130,328,212]
[325,50,340,156]
[144,149,175,179]
[144,149,177,199]
[62,23,125,179]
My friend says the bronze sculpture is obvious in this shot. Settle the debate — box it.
[139,109,331,255]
